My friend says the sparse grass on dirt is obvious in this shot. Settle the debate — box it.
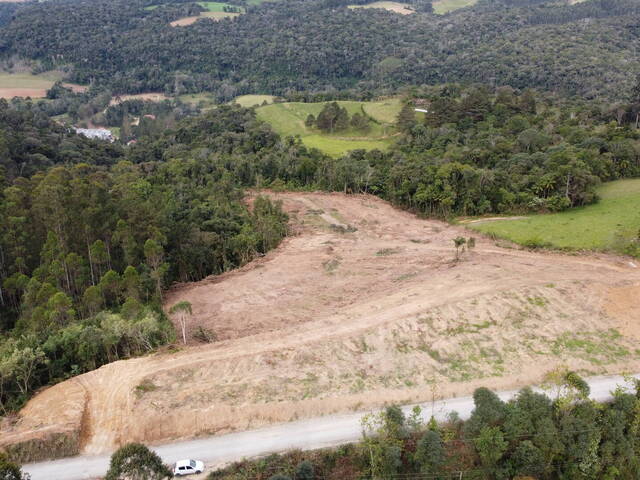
[469,179,640,254]
[348,2,415,15]
[255,99,401,156]
[432,0,477,14]
[110,93,168,105]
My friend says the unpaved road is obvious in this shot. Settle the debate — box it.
[4,192,640,459]
[23,373,640,480]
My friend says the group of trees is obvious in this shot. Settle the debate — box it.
[0,104,290,412]
[209,372,640,480]
[0,0,638,100]
[305,102,370,133]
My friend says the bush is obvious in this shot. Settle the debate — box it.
[105,443,171,480]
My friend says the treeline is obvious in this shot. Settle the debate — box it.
[209,371,640,480]
[128,86,640,218]
[0,105,289,413]
[0,0,639,99]
[305,102,371,133]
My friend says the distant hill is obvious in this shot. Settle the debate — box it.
[0,0,638,98]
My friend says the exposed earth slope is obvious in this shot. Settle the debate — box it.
[3,192,640,457]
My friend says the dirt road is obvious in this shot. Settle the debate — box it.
[3,192,640,458]
[22,373,640,480]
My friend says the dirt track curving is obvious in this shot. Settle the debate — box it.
[3,192,640,457]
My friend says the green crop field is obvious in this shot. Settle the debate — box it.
[468,179,640,253]
[255,99,402,156]
[432,0,477,14]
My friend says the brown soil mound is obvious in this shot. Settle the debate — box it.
[3,192,640,458]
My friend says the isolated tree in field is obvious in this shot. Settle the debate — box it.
[467,236,476,251]
[305,114,315,127]
[0,452,28,480]
[105,443,171,480]
[453,236,466,261]
[350,112,370,132]
[316,102,349,133]
[169,301,193,344]
[397,102,416,134]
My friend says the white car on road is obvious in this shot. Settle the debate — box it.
[173,459,205,476]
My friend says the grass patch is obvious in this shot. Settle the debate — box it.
[179,92,217,109]
[469,179,640,253]
[233,94,276,108]
[551,329,633,365]
[197,1,245,12]
[348,2,415,15]
[135,379,158,397]
[0,71,85,99]
[376,247,401,256]
[432,0,477,14]
[255,99,401,156]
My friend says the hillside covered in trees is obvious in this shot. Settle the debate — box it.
[0,0,638,99]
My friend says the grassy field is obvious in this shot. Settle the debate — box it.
[255,99,402,156]
[0,71,85,99]
[432,0,477,14]
[468,179,640,252]
[348,2,415,14]
[196,2,245,12]
[233,94,276,107]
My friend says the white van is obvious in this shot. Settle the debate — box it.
[173,459,205,476]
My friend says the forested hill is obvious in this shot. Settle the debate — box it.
[0,0,638,99]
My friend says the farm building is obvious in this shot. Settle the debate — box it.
[74,128,115,142]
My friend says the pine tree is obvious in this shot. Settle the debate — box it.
[397,103,416,134]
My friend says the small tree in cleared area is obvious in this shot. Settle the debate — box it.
[453,236,467,261]
[169,300,193,344]
[105,443,171,480]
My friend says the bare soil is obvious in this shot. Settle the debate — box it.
[3,192,640,457]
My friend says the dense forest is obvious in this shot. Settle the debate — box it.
[0,105,290,412]
[208,372,640,480]
[0,0,638,99]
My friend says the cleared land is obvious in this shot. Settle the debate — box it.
[469,179,640,252]
[255,99,402,156]
[233,94,276,107]
[3,192,640,458]
[348,2,415,15]
[0,72,85,99]
[109,93,168,105]
[432,0,477,14]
